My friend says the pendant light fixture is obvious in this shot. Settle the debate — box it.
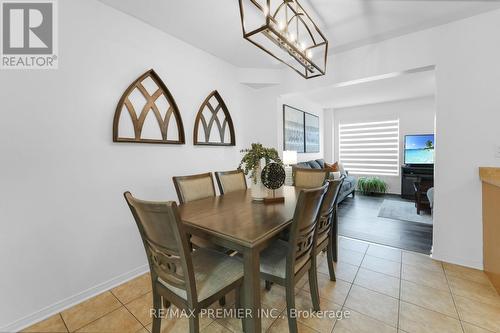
[238,0,328,79]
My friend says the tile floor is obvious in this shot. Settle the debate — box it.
[22,237,500,333]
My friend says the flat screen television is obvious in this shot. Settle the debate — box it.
[404,134,435,165]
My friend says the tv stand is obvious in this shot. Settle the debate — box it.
[401,165,434,200]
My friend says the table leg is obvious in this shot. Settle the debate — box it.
[242,248,261,333]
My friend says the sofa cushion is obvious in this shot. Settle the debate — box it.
[315,159,325,168]
[308,160,322,169]
[296,162,311,169]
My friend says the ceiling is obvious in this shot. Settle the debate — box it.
[300,69,436,108]
[99,0,500,68]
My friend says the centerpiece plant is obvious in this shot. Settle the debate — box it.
[238,143,283,200]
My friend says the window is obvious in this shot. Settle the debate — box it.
[338,120,400,176]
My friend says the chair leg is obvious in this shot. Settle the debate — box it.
[332,209,339,263]
[286,284,298,333]
[152,291,162,333]
[219,296,226,307]
[162,298,171,309]
[189,314,199,333]
[326,242,337,282]
[265,280,273,291]
[308,267,321,311]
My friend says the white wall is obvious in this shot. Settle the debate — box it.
[0,0,275,330]
[277,94,325,162]
[273,9,500,270]
[332,96,436,194]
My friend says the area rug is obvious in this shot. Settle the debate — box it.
[378,199,433,225]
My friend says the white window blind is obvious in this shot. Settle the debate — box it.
[339,120,400,176]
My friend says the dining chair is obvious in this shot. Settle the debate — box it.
[214,169,247,194]
[124,192,244,333]
[172,172,222,251]
[292,167,329,188]
[315,178,344,281]
[259,184,328,333]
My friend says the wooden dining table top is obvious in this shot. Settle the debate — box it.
[178,186,300,248]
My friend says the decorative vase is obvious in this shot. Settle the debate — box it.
[251,161,268,201]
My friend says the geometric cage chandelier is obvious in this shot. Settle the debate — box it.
[238,0,328,79]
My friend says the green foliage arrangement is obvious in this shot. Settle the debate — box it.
[238,143,283,184]
[357,177,388,195]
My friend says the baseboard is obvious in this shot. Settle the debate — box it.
[431,250,483,270]
[1,264,149,333]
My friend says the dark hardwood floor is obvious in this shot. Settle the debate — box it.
[337,193,433,254]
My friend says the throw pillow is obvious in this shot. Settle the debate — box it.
[324,162,340,172]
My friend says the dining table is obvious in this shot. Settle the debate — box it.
[178,185,300,333]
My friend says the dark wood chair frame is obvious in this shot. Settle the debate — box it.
[261,185,328,333]
[315,178,344,281]
[413,180,433,215]
[291,167,329,188]
[214,169,247,195]
[124,192,243,333]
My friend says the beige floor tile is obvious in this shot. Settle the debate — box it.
[448,276,500,308]
[366,244,402,263]
[399,301,463,333]
[111,273,152,304]
[293,289,341,333]
[145,312,213,333]
[267,311,319,333]
[214,302,276,333]
[361,255,401,278]
[332,308,397,333]
[303,272,351,305]
[461,322,496,333]
[136,328,149,333]
[75,307,143,333]
[338,248,365,266]
[402,252,443,272]
[124,291,153,326]
[318,260,359,283]
[339,237,369,254]
[260,284,288,310]
[344,285,398,327]
[400,280,458,318]
[401,264,449,291]
[22,314,68,333]
[61,291,122,332]
[443,263,493,286]
[201,321,232,333]
[454,295,500,332]
[354,268,400,298]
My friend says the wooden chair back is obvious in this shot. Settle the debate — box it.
[292,167,329,188]
[172,172,216,204]
[124,192,197,304]
[214,169,247,194]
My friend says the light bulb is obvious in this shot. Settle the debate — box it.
[289,33,296,42]
[299,42,306,51]
[263,4,269,17]
[278,21,286,31]
[306,49,313,59]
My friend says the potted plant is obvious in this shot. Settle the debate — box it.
[238,143,283,200]
[357,177,388,195]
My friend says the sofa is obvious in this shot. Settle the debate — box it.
[293,159,356,203]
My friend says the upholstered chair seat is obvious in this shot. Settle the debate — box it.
[158,248,243,302]
[259,240,310,279]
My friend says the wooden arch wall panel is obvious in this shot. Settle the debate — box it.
[194,90,235,146]
[113,69,185,144]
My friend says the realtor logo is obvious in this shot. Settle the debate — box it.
[1,0,58,69]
